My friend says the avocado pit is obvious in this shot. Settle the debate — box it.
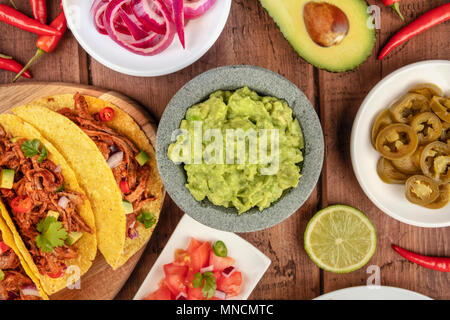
[303,1,350,47]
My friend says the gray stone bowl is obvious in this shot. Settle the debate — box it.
[156,65,324,232]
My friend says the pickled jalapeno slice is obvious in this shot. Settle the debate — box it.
[431,96,450,123]
[405,175,440,206]
[389,93,430,123]
[375,124,418,160]
[420,141,450,184]
[410,112,442,144]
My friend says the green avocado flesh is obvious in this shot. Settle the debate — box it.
[260,0,375,72]
[168,87,304,214]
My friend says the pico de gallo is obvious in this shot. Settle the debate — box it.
[144,238,243,300]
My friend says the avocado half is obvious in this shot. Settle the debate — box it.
[260,0,376,72]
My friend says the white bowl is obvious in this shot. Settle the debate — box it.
[62,0,231,77]
[314,286,432,300]
[133,214,271,300]
[351,60,450,228]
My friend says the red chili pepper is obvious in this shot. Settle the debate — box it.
[392,245,450,272]
[119,180,130,194]
[379,3,450,60]
[0,4,61,36]
[10,196,33,214]
[30,0,47,24]
[99,107,115,122]
[0,54,31,79]
[13,10,67,82]
[382,0,404,20]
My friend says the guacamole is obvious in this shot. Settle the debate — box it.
[168,87,304,214]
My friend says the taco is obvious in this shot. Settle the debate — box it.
[0,114,96,295]
[13,93,164,269]
[0,212,48,300]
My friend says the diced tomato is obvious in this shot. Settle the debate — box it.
[119,180,130,194]
[209,251,235,271]
[145,285,172,300]
[187,287,205,300]
[0,241,10,254]
[184,269,196,288]
[187,238,203,255]
[213,270,222,282]
[174,249,189,265]
[99,107,115,122]
[190,241,211,272]
[47,270,64,279]
[163,263,188,296]
[10,196,32,214]
[217,271,242,298]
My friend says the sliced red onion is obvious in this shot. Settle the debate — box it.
[184,0,216,19]
[129,220,136,229]
[109,144,119,152]
[54,165,62,173]
[21,284,41,297]
[163,0,216,19]
[172,0,185,48]
[200,265,214,273]
[104,0,175,56]
[113,15,132,35]
[7,291,19,300]
[58,196,70,209]
[131,0,167,34]
[222,266,235,278]
[107,151,124,169]
[176,292,187,300]
[91,0,109,35]
[129,228,139,239]
[213,289,226,300]
[119,7,149,40]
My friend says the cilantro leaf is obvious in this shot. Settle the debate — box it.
[202,271,217,299]
[193,272,203,288]
[137,211,156,229]
[21,139,40,158]
[0,269,4,281]
[35,216,68,253]
[21,139,48,162]
[37,145,48,163]
[191,271,217,300]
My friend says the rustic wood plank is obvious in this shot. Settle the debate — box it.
[113,0,321,300]
[321,0,450,299]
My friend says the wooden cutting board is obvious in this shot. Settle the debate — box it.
[0,82,162,300]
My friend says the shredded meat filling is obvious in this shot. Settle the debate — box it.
[0,235,41,300]
[58,93,155,238]
[0,125,92,276]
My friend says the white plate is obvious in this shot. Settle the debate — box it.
[62,0,231,77]
[133,214,271,300]
[314,286,432,300]
[351,60,450,228]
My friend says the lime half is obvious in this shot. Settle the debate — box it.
[304,205,376,273]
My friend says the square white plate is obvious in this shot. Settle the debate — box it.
[133,214,271,300]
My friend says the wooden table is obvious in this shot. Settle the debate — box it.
[1,0,448,300]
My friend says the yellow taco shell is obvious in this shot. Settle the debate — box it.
[14,95,163,269]
[0,114,97,294]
